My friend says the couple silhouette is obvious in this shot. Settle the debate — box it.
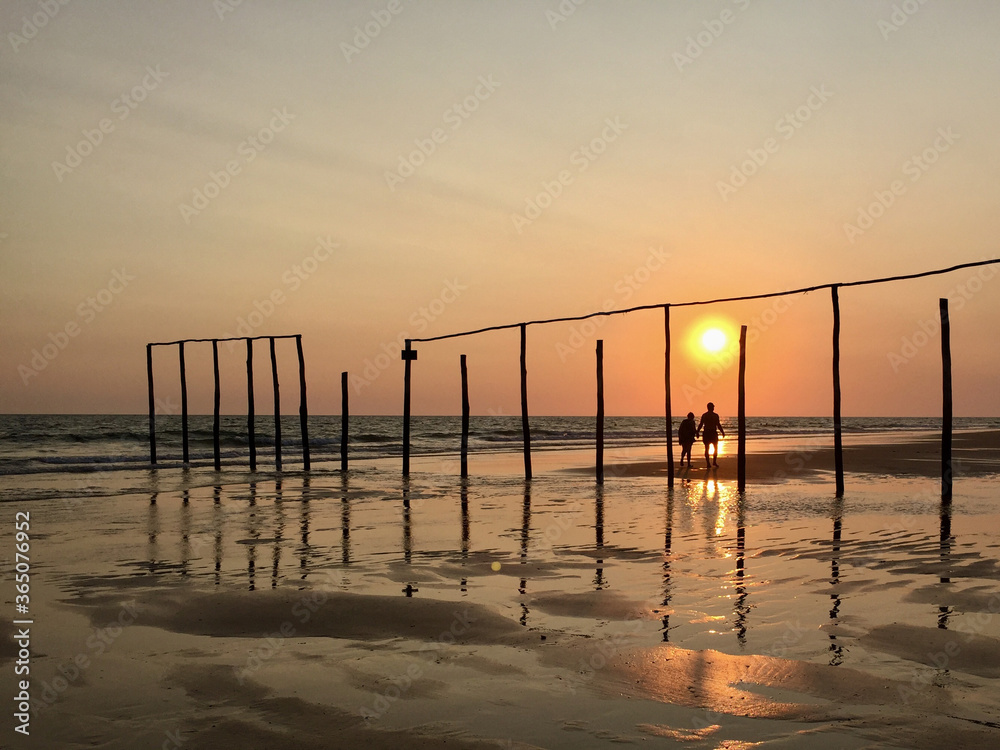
[678,402,725,468]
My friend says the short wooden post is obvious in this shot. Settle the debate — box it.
[146,343,156,465]
[270,337,282,471]
[296,335,310,471]
[212,339,221,471]
[246,338,257,472]
[664,305,674,488]
[940,298,953,503]
[341,371,349,472]
[179,341,189,464]
[832,286,844,497]
[737,325,747,493]
[596,339,604,484]
[402,339,416,477]
[460,354,470,478]
[520,324,532,480]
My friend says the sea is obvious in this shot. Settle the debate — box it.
[2,413,998,503]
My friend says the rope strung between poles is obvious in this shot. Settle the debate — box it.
[409,258,1000,345]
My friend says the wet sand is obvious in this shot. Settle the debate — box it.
[584,428,1000,483]
[3,431,1000,748]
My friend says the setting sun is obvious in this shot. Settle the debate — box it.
[701,328,727,353]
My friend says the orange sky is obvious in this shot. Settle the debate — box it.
[2,1,1000,416]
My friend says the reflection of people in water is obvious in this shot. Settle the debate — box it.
[696,402,725,468]
[678,412,697,467]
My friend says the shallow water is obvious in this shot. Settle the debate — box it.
[8,461,1000,748]
[46,470,1000,651]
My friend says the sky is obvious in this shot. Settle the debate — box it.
[2,0,999,417]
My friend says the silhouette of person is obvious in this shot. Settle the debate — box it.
[678,412,697,468]
[696,402,725,468]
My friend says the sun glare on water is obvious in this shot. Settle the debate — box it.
[701,328,727,353]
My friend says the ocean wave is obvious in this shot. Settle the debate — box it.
[2,414,999,483]
[352,433,396,444]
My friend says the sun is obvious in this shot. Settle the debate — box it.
[701,328,727,353]
[687,318,735,361]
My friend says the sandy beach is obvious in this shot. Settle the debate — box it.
[4,430,1000,749]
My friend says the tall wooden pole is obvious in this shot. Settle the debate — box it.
[296,335,310,471]
[832,285,845,497]
[402,339,416,477]
[246,338,257,472]
[737,325,747,493]
[520,324,532,481]
[460,354,470,478]
[341,371,349,472]
[212,339,221,471]
[146,343,156,465]
[179,341,189,464]
[270,337,282,471]
[940,298,953,503]
[664,305,674,489]
[596,340,604,484]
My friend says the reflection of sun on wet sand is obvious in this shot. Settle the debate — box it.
[7,429,1000,749]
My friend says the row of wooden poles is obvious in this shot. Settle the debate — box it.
[148,334,355,474]
[146,261,978,501]
[144,294,955,501]
[401,317,750,487]
[146,335,313,472]
[402,290,958,501]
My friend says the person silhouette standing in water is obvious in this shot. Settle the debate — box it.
[678,412,697,468]
[696,402,725,468]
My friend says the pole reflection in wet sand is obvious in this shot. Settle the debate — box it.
[662,490,674,642]
[460,479,470,594]
[213,485,223,586]
[246,482,258,591]
[829,497,844,666]
[179,489,191,577]
[594,484,605,590]
[520,481,531,626]
[271,478,284,589]
[938,498,953,629]
[299,477,311,579]
[146,493,159,574]
[733,492,748,647]
[339,474,350,568]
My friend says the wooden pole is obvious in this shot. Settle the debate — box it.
[664,305,674,489]
[296,335,310,471]
[520,324,532,481]
[596,340,604,484]
[402,339,415,477]
[940,298,953,503]
[270,337,282,471]
[246,338,257,472]
[460,354,470,478]
[341,371,349,472]
[737,325,747,493]
[213,339,221,471]
[179,341,189,464]
[146,344,156,465]
[832,285,844,497]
